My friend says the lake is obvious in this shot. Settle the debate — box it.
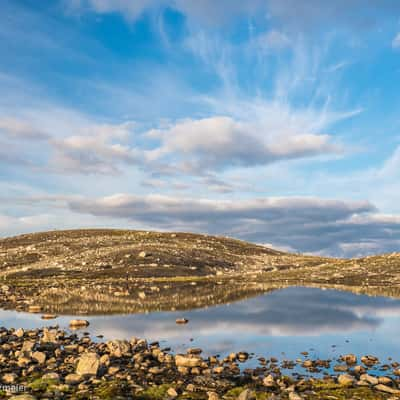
[2,286,400,374]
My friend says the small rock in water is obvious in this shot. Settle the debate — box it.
[341,353,357,365]
[41,314,57,320]
[69,319,90,328]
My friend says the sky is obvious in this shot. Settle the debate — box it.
[1,0,400,257]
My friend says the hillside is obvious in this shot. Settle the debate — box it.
[0,229,399,314]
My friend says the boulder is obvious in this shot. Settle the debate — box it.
[65,373,83,385]
[32,351,46,364]
[2,372,18,384]
[41,328,58,343]
[42,372,60,382]
[238,389,256,400]
[106,340,131,357]
[341,354,357,365]
[375,384,400,395]
[76,353,100,376]
[337,374,355,387]
[175,354,202,368]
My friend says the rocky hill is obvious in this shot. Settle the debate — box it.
[0,229,399,315]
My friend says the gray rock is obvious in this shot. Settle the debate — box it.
[76,353,100,376]
[65,373,83,385]
[42,372,60,382]
[238,389,256,400]
[375,384,400,395]
[41,328,58,343]
[106,340,130,357]
[32,351,46,364]
[360,373,379,385]
[337,374,355,387]
[2,372,18,384]
[175,354,202,368]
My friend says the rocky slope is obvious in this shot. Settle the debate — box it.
[0,229,399,314]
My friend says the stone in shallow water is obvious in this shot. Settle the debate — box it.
[341,353,357,365]
[176,318,188,324]
[41,314,57,320]
[69,319,89,328]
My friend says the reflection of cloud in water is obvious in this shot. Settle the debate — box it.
[2,287,400,359]
[84,287,400,340]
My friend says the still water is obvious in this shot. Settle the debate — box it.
[1,287,400,369]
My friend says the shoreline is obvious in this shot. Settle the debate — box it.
[0,325,399,399]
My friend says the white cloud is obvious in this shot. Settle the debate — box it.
[0,117,49,140]
[62,192,400,257]
[148,116,341,173]
[0,214,55,236]
[392,33,400,49]
[49,122,143,175]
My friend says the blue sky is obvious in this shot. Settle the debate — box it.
[1,0,400,257]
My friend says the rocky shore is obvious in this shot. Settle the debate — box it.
[0,325,400,399]
[1,230,400,399]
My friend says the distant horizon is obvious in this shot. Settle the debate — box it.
[1,0,400,257]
